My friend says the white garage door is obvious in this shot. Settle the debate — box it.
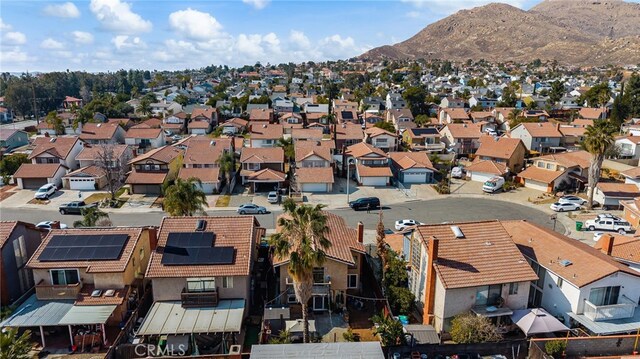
[302,183,328,192]
[470,172,495,183]
[69,178,96,190]
[403,172,426,184]
[361,177,387,186]
[198,182,216,195]
[526,179,549,192]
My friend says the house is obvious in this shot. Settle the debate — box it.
[125,127,165,155]
[571,119,594,128]
[0,107,14,124]
[240,147,286,192]
[469,96,497,109]
[2,226,154,349]
[0,221,44,305]
[559,126,586,150]
[560,96,580,109]
[622,198,640,229]
[178,137,232,194]
[250,108,274,123]
[221,117,249,135]
[438,108,469,124]
[503,220,640,336]
[594,183,640,209]
[439,123,482,155]
[475,135,527,173]
[388,151,436,184]
[594,234,640,272]
[387,109,416,131]
[344,142,393,186]
[440,97,465,108]
[249,124,283,148]
[14,136,84,189]
[386,93,407,110]
[521,110,549,121]
[579,108,607,120]
[280,113,303,125]
[336,110,359,125]
[291,128,323,143]
[614,135,640,160]
[293,141,334,193]
[273,213,366,311]
[333,99,358,112]
[517,151,590,193]
[465,159,509,182]
[36,112,78,136]
[492,107,516,131]
[274,99,294,113]
[361,114,385,129]
[509,123,563,153]
[364,127,397,152]
[406,220,537,332]
[163,112,188,134]
[0,129,28,151]
[62,96,82,109]
[139,216,264,355]
[126,146,183,195]
[191,106,218,127]
[334,123,364,152]
[79,121,126,145]
[469,111,496,123]
[621,167,640,189]
[402,128,445,152]
[304,103,329,114]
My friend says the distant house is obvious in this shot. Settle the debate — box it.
[0,221,44,305]
[364,127,397,152]
[0,129,29,151]
[559,126,586,150]
[79,121,126,145]
[621,167,640,189]
[221,117,249,135]
[249,108,274,123]
[125,146,183,195]
[387,109,416,131]
[62,96,82,109]
[440,97,465,108]
[509,122,563,153]
[334,123,364,152]
[291,128,323,143]
[614,135,640,160]
[579,108,607,120]
[304,103,329,115]
[65,144,132,191]
[594,234,640,271]
[402,128,445,152]
[239,147,286,192]
[13,136,84,189]
[388,151,436,184]
[344,142,392,186]
[439,108,469,124]
[475,135,527,173]
[468,96,497,109]
[439,123,482,155]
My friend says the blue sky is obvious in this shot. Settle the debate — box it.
[0,0,636,73]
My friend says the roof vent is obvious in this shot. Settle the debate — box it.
[450,226,465,238]
[97,123,102,127]
[49,137,56,143]
[91,289,103,297]
[104,289,116,297]
[262,124,267,128]
[210,140,216,146]
[538,123,542,127]
[559,259,572,267]
[195,219,207,231]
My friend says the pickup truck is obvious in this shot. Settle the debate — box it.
[59,201,98,215]
[584,218,633,234]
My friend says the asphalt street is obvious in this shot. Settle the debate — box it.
[0,197,564,233]
[0,119,39,130]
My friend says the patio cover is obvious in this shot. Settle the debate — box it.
[137,299,245,336]
[511,308,569,336]
[58,305,117,325]
[403,324,440,344]
[0,294,73,328]
[568,309,640,335]
[285,319,316,333]
[250,342,384,359]
[263,307,290,320]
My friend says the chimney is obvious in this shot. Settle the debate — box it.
[423,236,439,326]
[147,226,158,250]
[601,234,615,256]
[357,222,364,243]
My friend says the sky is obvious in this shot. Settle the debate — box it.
[0,0,637,73]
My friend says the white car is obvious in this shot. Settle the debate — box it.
[35,221,68,230]
[558,195,587,206]
[550,202,581,212]
[395,219,422,231]
[451,166,465,179]
[267,191,279,204]
[34,183,57,200]
[584,218,633,234]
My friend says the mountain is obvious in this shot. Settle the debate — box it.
[361,0,640,66]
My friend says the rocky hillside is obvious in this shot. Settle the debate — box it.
[361,0,640,66]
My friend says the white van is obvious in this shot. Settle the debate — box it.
[482,177,505,193]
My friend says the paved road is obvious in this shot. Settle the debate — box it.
[0,119,39,130]
[0,198,564,233]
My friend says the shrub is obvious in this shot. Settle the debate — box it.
[387,286,415,315]
[545,339,566,358]
[450,312,502,344]
[342,328,358,342]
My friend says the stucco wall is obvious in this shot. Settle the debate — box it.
[152,276,250,302]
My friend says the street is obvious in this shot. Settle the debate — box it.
[0,197,564,233]
[0,119,39,131]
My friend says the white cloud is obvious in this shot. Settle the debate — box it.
[4,31,27,45]
[111,35,146,51]
[289,30,311,49]
[0,47,35,64]
[406,11,421,18]
[0,18,11,30]
[89,0,152,34]
[41,38,65,50]
[72,31,94,44]
[43,2,80,18]
[169,8,223,41]
[401,0,525,15]
[242,0,270,10]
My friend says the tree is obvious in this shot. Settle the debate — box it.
[0,153,29,178]
[163,177,207,216]
[374,121,396,133]
[579,83,611,108]
[449,312,502,344]
[387,285,415,314]
[45,111,65,135]
[610,83,629,128]
[216,152,235,193]
[583,120,616,209]
[174,94,189,106]
[376,210,388,280]
[276,137,295,161]
[139,97,152,116]
[371,313,406,347]
[73,207,111,228]
[0,327,32,359]
[268,330,292,344]
[548,80,564,105]
[498,85,518,107]
[627,73,640,117]
[414,114,431,127]
[402,86,428,115]
[269,201,331,343]
[94,144,131,203]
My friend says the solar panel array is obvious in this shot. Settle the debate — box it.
[161,232,235,266]
[341,111,354,120]
[38,234,128,262]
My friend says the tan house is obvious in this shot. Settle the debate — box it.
[439,123,482,155]
[334,123,364,152]
[475,135,527,173]
[126,146,183,195]
[364,127,397,152]
[79,121,125,144]
[178,137,232,194]
[293,141,335,193]
[402,128,445,152]
[14,136,84,189]
[240,147,286,192]
[344,142,393,186]
[517,151,590,193]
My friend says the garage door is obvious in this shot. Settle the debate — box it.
[21,178,48,189]
[526,179,549,192]
[132,184,162,195]
[198,183,216,194]
[470,172,495,183]
[302,183,328,192]
[361,177,388,186]
[69,178,96,191]
[402,172,426,184]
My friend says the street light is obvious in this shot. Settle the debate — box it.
[346,158,355,204]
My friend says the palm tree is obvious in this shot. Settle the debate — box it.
[583,120,616,209]
[0,327,32,359]
[45,111,65,135]
[73,207,111,228]
[269,201,331,343]
[276,137,295,162]
[139,98,152,117]
[216,152,235,193]
[163,177,207,216]
[376,210,388,280]
[507,109,522,128]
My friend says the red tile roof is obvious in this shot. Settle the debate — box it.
[129,145,182,165]
[356,165,393,177]
[596,182,640,198]
[29,136,80,160]
[240,147,284,163]
[465,159,508,175]
[14,163,65,179]
[125,127,162,139]
[76,144,130,162]
[295,167,334,184]
[178,167,220,183]
[594,235,640,265]
[125,171,168,185]
[476,135,524,160]
[388,152,435,171]
[79,122,120,141]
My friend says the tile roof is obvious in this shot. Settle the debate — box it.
[596,182,640,198]
[146,216,263,278]
[247,168,286,181]
[570,119,594,128]
[79,122,119,141]
[442,123,482,139]
[76,144,130,162]
[334,123,364,140]
[240,147,284,163]
[183,138,231,165]
[129,145,182,165]
[125,127,162,139]
[14,163,65,179]
[178,167,220,183]
[578,107,605,120]
[616,135,640,145]
[223,117,249,128]
[414,220,537,289]
[64,165,106,178]
[29,136,80,160]
[291,128,323,140]
[250,124,283,140]
[188,120,210,129]
[345,142,386,159]
[364,127,396,137]
[295,167,334,184]
[388,152,435,171]
[249,108,274,121]
[558,126,586,137]
[388,108,414,121]
[502,220,640,287]
[0,221,19,249]
[476,135,524,160]
[514,122,562,138]
[466,159,508,175]
[469,111,494,120]
[273,212,365,266]
[356,165,393,177]
[517,166,564,184]
[191,107,216,120]
[441,108,469,120]
[621,167,640,179]
[27,227,145,273]
[594,235,640,265]
[537,150,591,169]
[295,141,333,162]
[125,170,168,185]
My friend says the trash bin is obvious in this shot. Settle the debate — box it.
[576,221,583,231]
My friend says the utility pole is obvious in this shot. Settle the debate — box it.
[30,78,38,124]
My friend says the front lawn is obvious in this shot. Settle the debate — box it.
[215,195,231,207]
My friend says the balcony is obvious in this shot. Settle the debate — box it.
[181,288,218,308]
[286,278,331,296]
[35,280,82,300]
[583,295,636,321]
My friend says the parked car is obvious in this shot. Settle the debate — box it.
[59,201,98,215]
[558,195,587,206]
[163,130,174,136]
[348,197,381,211]
[395,219,423,231]
[484,128,497,136]
[482,177,505,193]
[584,218,633,234]
[451,166,465,179]
[267,191,279,204]
[593,232,605,241]
[35,221,68,230]
[171,134,182,141]
[237,203,266,215]
[34,183,57,200]
[596,213,621,221]
[550,202,581,212]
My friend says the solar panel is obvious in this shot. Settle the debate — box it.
[38,234,128,262]
[166,232,215,248]
[161,230,234,266]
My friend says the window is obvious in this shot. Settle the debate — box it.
[313,268,325,284]
[475,285,502,306]
[589,286,620,306]
[347,274,358,289]
[187,277,215,292]
[222,276,234,289]
[50,269,80,285]
[557,277,563,288]
[537,162,544,168]
[509,282,519,295]
[12,236,27,268]
[546,163,553,170]
[352,254,359,268]
[140,248,145,260]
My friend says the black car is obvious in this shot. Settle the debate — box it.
[348,197,381,211]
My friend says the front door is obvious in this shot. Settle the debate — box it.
[313,295,327,311]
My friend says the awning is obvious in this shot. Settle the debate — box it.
[137,299,245,336]
[58,305,117,325]
[263,307,290,320]
[0,294,73,327]
[285,319,316,333]
[403,324,439,344]
[568,172,587,182]
[471,305,513,318]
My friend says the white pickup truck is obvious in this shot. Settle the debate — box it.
[584,218,633,234]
